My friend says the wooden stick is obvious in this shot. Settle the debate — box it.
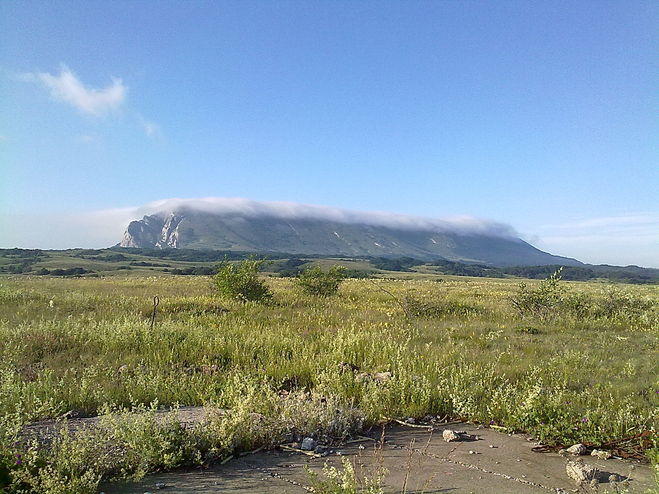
[393,419,434,429]
[239,445,265,456]
[345,437,375,444]
[279,445,323,458]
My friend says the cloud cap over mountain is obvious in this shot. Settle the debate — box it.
[117,197,583,267]
[136,197,518,237]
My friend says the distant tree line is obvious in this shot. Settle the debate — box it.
[73,251,128,262]
[366,257,657,284]
[165,266,216,275]
[35,267,94,276]
[0,249,45,273]
[369,257,421,272]
[0,263,34,274]
[1,248,656,283]
[129,261,170,267]
[111,247,295,262]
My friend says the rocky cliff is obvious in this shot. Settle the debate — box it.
[120,213,183,249]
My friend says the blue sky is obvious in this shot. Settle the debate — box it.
[1,1,657,266]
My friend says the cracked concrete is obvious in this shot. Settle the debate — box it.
[101,423,655,493]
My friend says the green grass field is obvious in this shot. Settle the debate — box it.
[0,272,657,493]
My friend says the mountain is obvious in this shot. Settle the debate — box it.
[118,204,582,267]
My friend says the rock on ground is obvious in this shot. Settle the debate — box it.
[591,449,611,460]
[443,429,461,442]
[565,459,598,483]
[300,437,317,451]
[566,443,587,456]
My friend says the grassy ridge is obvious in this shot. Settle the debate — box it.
[0,274,657,492]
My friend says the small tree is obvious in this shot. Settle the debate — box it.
[510,267,564,319]
[295,265,346,297]
[214,257,272,302]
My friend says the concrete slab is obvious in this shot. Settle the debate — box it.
[101,424,655,494]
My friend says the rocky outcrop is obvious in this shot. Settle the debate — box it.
[156,213,184,248]
[120,213,184,249]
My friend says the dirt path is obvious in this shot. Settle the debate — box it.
[100,423,655,494]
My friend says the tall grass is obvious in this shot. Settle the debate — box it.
[0,275,656,492]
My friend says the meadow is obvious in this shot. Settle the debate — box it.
[0,271,657,493]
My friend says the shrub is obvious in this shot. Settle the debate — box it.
[510,268,564,320]
[594,287,656,320]
[295,265,347,297]
[306,456,385,494]
[509,268,657,327]
[214,257,272,302]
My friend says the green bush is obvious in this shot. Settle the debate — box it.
[510,268,657,327]
[295,265,346,297]
[510,268,564,320]
[214,257,272,302]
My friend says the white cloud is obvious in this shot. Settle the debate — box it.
[24,64,126,116]
[138,115,162,139]
[531,213,659,267]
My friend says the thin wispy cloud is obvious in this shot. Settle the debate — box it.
[0,208,138,250]
[533,213,659,267]
[138,115,162,139]
[75,135,96,144]
[23,64,126,116]
[543,213,659,234]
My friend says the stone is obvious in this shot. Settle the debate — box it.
[566,459,598,484]
[373,371,392,382]
[314,445,329,455]
[338,362,359,374]
[566,443,587,455]
[200,364,219,375]
[301,437,317,451]
[442,429,461,442]
[590,449,611,460]
[355,372,370,383]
